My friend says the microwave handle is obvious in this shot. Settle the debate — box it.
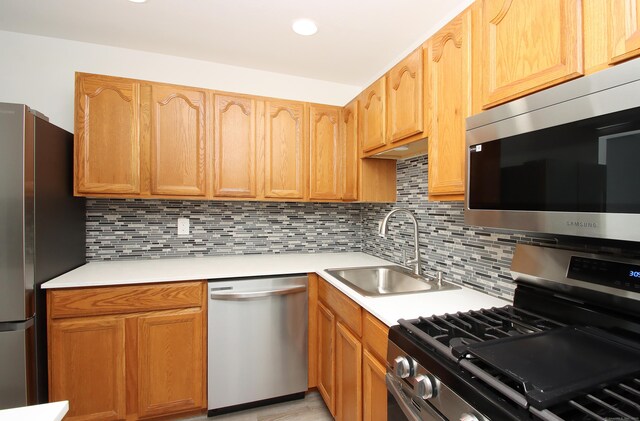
[386,373,423,421]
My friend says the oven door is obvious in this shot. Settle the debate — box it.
[386,373,446,421]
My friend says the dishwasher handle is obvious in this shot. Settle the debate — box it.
[210,284,307,301]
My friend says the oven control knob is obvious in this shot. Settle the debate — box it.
[393,356,413,378]
[460,413,480,421]
[414,374,438,399]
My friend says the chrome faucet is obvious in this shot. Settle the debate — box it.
[378,208,421,276]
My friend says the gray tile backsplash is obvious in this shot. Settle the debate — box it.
[86,155,640,300]
[86,200,362,261]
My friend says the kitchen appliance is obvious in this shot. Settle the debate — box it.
[387,244,640,421]
[207,275,308,416]
[465,56,640,242]
[0,103,86,409]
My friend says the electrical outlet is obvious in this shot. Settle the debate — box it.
[177,218,190,235]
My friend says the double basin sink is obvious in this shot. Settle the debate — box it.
[325,265,460,297]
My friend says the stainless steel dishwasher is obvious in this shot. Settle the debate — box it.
[207,275,308,416]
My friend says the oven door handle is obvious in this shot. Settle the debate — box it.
[386,373,423,421]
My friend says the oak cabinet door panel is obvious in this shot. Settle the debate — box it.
[317,301,336,416]
[341,100,359,201]
[75,75,140,195]
[214,94,257,198]
[309,105,341,200]
[137,309,204,418]
[335,321,362,421]
[49,317,126,421]
[264,101,306,199]
[150,86,207,196]
[609,0,640,63]
[482,0,583,108]
[359,78,386,153]
[387,48,424,142]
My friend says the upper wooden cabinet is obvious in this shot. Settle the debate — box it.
[264,101,307,199]
[609,0,640,63]
[309,105,342,200]
[149,85,207,197]
[481,0,583,108]
[75,74,141,195]
[359,77,386,153]
[213,94,257,198]
[426,8,473,199]
[341,100,359,201]
[386,48,424,142]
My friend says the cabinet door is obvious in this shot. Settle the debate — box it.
[49,317,126,421]
[214,94,257,198]
[386,48,424,142]
[75,74,140,195]
[341,99,359,201]
[264,101,306,199]
[426,10,472,199]
[481,0,583,108]
[609,0,640,63]
[317,301,336,416]
[150,85,207,196]
[309,105,341,200]
[335,321,362,421]
[359,77,386,153]
[363,350,387,421]
[137,309,204,418]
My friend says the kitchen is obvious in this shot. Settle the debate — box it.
[1,0,639,420]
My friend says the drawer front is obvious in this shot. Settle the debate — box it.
[49,281,204,319]
[363,312,389,362]
[319,278,362,337]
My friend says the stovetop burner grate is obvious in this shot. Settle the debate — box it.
[398,306,640,421]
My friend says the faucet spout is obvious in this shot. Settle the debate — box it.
[378,208,421,276]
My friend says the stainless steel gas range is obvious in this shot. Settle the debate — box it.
[386,244,640,421]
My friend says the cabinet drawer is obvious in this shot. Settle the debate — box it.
[363,312,389,362]
[319,278,362,337]
[48,281,204,319]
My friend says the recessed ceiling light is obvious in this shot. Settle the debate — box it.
[128,0,147,3]
[292,19,318,36]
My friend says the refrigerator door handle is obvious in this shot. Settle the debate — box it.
[0,317,35,332]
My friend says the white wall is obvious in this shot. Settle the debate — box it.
[0,30,361,132]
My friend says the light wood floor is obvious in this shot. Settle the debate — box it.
[182,392,333,421]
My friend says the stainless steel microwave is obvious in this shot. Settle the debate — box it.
[465,57,640,242]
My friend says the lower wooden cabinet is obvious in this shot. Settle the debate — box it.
[363,350,387,421]
[47,281,207,420]
[49,317,126,421]
[317,301,336,416]
[336,322,362,421]
[315,277,389,421]
[137,309,204,418]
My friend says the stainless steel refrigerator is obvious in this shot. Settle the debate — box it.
[0,103,85,409]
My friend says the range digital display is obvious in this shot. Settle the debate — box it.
[568,256,640,293]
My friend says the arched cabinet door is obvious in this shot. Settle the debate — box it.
[149,85,207,197]
[386,48,424,143]
[426,9,472,199]
[75,74,141,195]
[213,94,257,198]
[609,0,640,64]
[264,100,306,199]
[481,0,583,108]
[359,77,386,153]
[309,105,341,200]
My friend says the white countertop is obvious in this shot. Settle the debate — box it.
[0,401,68,421]
[43,252,510,326]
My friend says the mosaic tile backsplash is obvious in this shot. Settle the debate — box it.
[86,200,362,261]
[87,155,640,300]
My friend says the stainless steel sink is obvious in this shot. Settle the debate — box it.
[324,265,460,297]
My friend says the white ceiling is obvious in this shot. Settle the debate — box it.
[0,0,472,87]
